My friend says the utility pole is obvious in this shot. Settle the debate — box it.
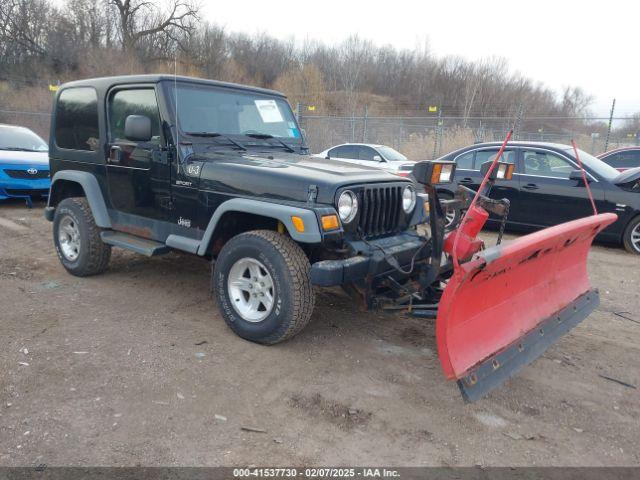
[362,105,368,143]
[432,108,442,159]
[604,98,616,153]
[513,104,524,140]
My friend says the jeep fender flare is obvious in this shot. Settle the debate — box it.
[47,171,111,228]
[195,198,322,255]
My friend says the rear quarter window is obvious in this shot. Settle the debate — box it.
[604,151,640,169]
[454,151,475,169]
[55,87,99,151]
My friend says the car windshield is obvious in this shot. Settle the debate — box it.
[172,83,301,140]
[377,146,408,162]
[566,148,620,182]
[0,126,48,152]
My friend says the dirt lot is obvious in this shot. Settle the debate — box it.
[0,200,639,467]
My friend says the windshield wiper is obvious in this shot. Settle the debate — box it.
[185,132,247,151]
[244,133,296,153]
[0,147,39,152]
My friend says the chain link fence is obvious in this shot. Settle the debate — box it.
[2,106,637,160]
[0,109,51,140]
[297,112,638,159]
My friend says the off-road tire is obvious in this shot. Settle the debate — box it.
[53,197,111,276]
[213,230,315,344]
[622,215,640,255]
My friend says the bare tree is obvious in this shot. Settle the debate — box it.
[108,0,200,53]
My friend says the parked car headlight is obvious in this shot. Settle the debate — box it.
[402,185,416,213]
[338,190,358,223]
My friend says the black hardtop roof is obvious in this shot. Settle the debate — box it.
[58,74,286,97]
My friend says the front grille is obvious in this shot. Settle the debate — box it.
[4,169,49,179]
[5,188,49,197]
[357,185,403,237]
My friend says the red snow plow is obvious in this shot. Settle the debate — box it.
[412,133,617,401]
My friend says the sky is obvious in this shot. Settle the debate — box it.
[202,0,638,118]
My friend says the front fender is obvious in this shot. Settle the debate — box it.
[196,198,323,255]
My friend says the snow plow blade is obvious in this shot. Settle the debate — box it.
[436,213,617,402]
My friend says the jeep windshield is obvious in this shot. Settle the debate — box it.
[172,83,302,143]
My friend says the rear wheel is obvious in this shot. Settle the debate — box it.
[213,230,315,344]
[439,193,461,231]
[622,216,640,254]
[53,197,111,276]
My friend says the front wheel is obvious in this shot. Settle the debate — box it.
[213,230,315,344]
[622,216,640,254]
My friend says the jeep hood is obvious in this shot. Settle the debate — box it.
[195,151,409,204]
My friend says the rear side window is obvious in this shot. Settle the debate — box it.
[330,145,357,159]
[604,151,640,169]
[55,87,99,151]
[475,149,515,168]
[455,151,475,169]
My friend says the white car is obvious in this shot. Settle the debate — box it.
[315,143,415,177]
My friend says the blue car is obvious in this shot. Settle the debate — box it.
[0,124,50,207]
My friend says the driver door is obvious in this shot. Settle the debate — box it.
[518,149,604,227]
[105,87,171,223]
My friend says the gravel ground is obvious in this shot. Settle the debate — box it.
[0,200,639,467]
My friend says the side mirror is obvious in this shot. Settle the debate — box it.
[124,115,152,142]
[480,160,515,181]
[373,155,383,162]
[569,169,590,184]
[412,160,456,185]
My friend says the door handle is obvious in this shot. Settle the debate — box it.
[459,177,474,184]
[522,183,539,190]
[109,146,122,164]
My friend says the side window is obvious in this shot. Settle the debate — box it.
[523,150,573,179]
[109,89,161,144]
[603,152,621,167]
[608,151,640,169]
[358,146,379,161]
[454,151,475,170]
[475,149,515,170]
[332,145,357,159]
[55,87,99,151]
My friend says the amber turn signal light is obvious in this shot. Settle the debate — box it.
[321,214,340,231]
[412,160,456,185]
[291,216,305,233]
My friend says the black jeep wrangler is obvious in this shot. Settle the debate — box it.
[45,75,451,345]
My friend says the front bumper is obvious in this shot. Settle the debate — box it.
[0,169,50,200]
[310,232,430,287]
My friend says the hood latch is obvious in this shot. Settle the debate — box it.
[307,184,318,203]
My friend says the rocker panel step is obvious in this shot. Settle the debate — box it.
[100,231,170,257]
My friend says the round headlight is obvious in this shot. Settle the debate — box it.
[402,185,417,213]
[338,190,358,223]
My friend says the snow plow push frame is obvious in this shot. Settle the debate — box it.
[410,132,617,401]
